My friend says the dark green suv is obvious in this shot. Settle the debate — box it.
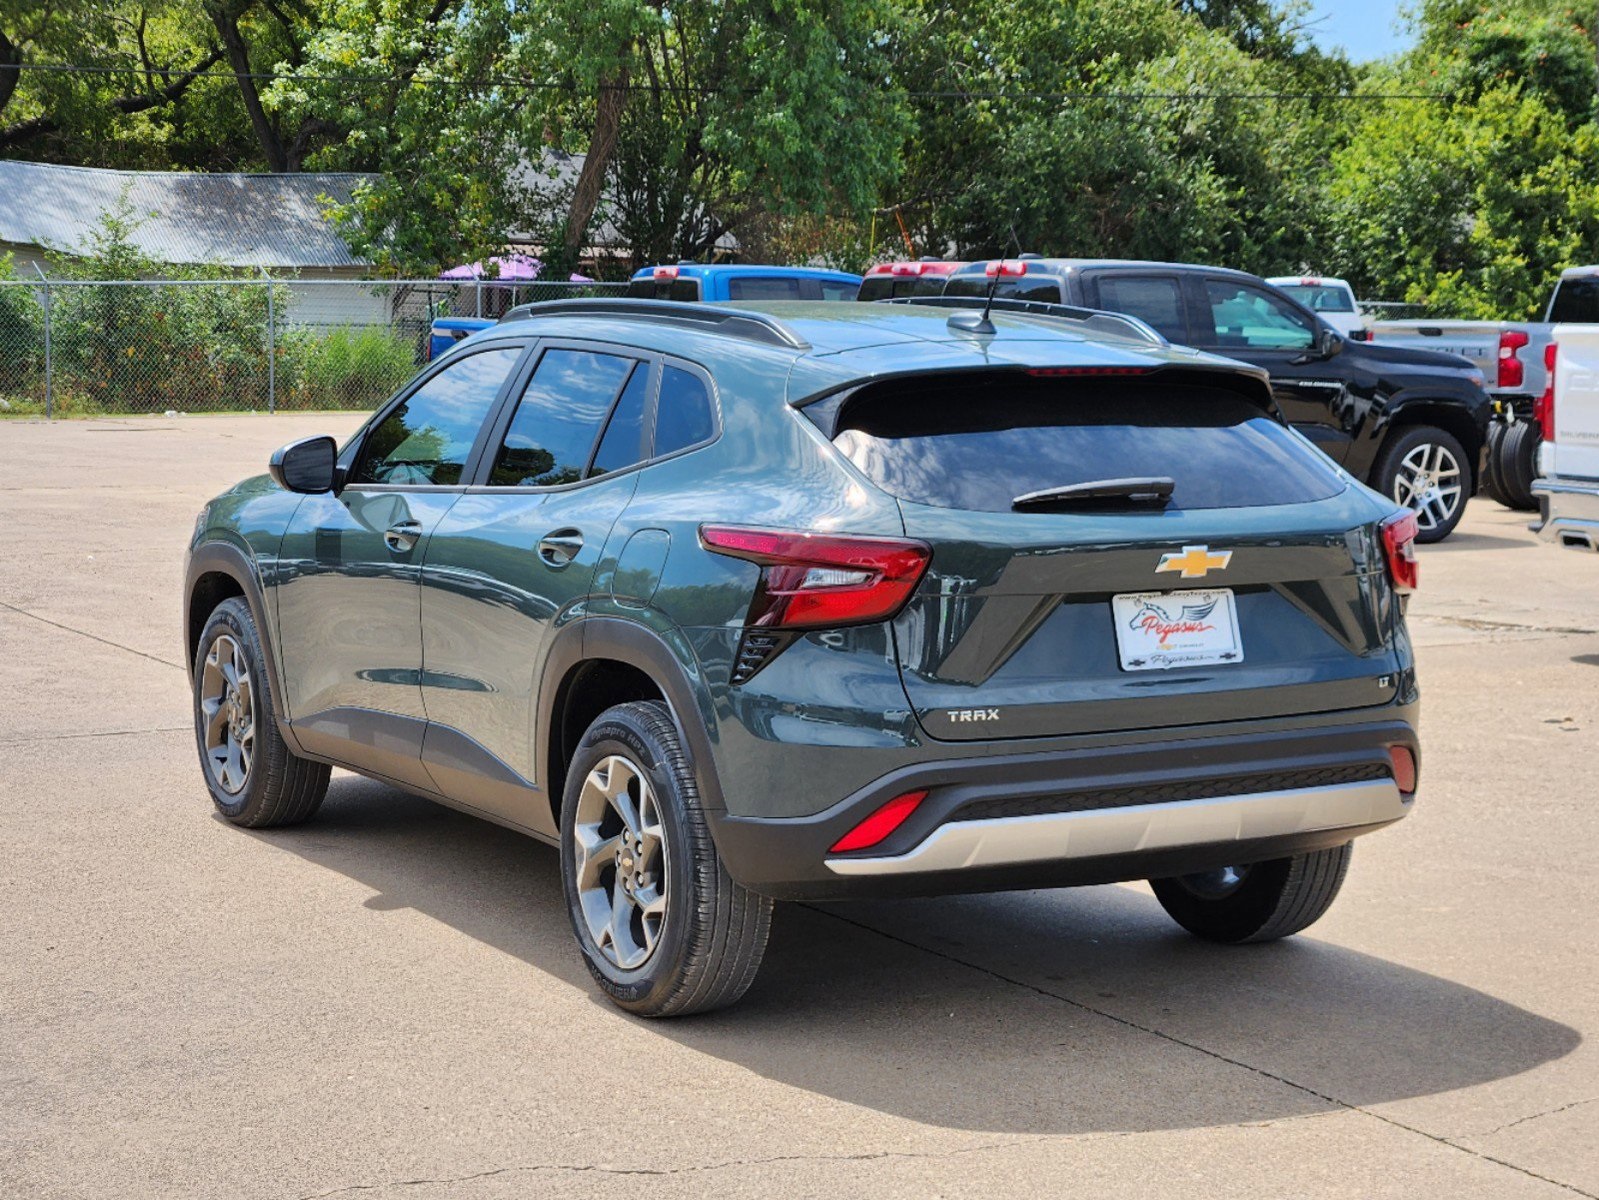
[184,299,1422,1017]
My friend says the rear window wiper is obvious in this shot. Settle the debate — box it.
[1011,477,1175,510]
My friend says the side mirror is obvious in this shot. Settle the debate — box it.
[1316,324,1343,359]
[268,435,338,494]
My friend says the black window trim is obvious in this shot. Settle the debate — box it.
[339,337,535,493]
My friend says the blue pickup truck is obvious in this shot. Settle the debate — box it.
[427,263,862,358]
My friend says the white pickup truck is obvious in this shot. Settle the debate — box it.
[1532,326,1599,551]
[1373,266,1599,512]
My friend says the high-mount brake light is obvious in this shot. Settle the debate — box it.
[830,791,929,853]
[1497,329,1529,389]
[1380,511,1419,594]
[1535,342,1557,442]
[652,265,680,280]
[985,260,1029,277]
[1027,366,1153,378]
[699,527,932,631]
[889,262,926,276]
[1299,277,1320,286]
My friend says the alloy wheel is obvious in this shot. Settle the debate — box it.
[1392,441,1464,534]
[200,632,255,795]
[571,755,669,970]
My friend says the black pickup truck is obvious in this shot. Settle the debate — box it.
[940,259,1493,542]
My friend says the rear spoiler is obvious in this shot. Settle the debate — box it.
[876,295,1167,347]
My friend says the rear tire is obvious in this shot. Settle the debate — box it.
[1371,425,1469,543]
[1149,843,1353,943]
[1480,421,1511,507]
[560,700,772,1017]
[192,597,329,828]
[1497,420,1541,512]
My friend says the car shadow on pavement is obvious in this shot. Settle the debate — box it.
[268,774,1580,1137]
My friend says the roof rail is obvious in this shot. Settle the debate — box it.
[497,298,810,350]
[878,295,1167,347]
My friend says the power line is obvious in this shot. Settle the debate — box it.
[0,61,1450,102]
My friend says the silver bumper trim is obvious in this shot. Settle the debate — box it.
[1531,478,1599,550]
[824,780,1407,877]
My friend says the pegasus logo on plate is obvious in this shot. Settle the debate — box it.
[1128,597,1220,646]
[1156,545,1233,579]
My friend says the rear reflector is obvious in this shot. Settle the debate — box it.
[985,260,1029,277]
[1381,510,1419,593]
[1388,746,1417,795]
[699,526,932,631]
[1497,329,1529,389]
[1535,342,1557,442]
[830,790,929,853]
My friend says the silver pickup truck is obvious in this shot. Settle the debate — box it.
[1373,266,1599,511]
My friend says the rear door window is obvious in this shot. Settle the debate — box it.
[1091,275,1189,341]
[488,348,638,487]
[821,376,1345,512]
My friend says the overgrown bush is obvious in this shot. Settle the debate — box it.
[275,326,417,411]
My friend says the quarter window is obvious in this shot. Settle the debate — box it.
[589,365,652,477]
[653,366,716,456]
[350,347,520,486]
[1203,280,1316,350]
[489,349,637,487]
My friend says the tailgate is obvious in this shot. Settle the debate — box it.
[1548,326,1599,479]
[1372,322,1499,373]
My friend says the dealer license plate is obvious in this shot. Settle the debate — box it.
[1111,589,1244,671]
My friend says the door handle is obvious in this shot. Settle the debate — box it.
[384,519,424,554]
[537,529,585,568]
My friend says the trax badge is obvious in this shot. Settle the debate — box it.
[1156,545,1233,579]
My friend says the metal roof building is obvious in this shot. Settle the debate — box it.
[0,160,374,273]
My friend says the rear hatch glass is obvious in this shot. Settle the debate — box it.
[812,373,1399,742]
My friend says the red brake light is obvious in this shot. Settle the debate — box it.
[1497,329,1529,389]
[985,260,1028,277]
[1535,342,1557,441]
[652,265,679,280]
[889,262,925,276]
[1027,366,1153,377]
[830,790,928,853]
[699,526,932,630]
[1381,511,1419,594]
[1299,277,1320,286]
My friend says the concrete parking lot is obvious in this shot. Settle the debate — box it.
[2,413,1596,1199]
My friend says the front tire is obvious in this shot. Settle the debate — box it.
[1372,424,1469,543]
[1149,843,1352,943]
[192,596,329,827]
[560,700,772,1017]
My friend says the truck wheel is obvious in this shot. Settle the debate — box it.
[1149,843,1352,943]
[1480,422,1511,506]
[1497,420,1541,512]
[193,597,329,827]
[1372,425,1469,542]
[560,700,772,1017]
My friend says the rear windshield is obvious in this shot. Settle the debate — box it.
[858,275,948,301]
[626,278,701,301]
[1277,284,1355,313]
[1548,276,1599,323]
[820,378,1345,512]
[943,275,1067,303]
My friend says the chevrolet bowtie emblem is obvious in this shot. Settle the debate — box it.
[1156,545,1233,578]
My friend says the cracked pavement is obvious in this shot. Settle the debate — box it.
[2,415,1596,1198]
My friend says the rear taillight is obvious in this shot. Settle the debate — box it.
[985,260,1029,277]
[1380,511,1419,594]
[700,527,932,631]
[830,791,928,853]
[1497,329,1529,389]
[1534,342,1557,442]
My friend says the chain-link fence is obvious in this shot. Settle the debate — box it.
[0,276,627,417]
[1359,300,1432,322]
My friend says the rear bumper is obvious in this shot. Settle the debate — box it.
[709,716,1417,900]
[1531,478,1599,551]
